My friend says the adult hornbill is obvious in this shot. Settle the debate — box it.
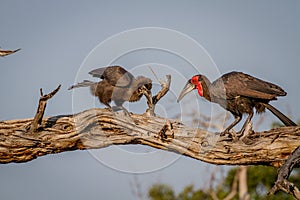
[177,71,297,137]
[69,66,152,115]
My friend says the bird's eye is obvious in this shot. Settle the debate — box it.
[191,76,199,85]
[145,83,152,90]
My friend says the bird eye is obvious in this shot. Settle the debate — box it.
[191,76,198,84]
[145,83,152,90]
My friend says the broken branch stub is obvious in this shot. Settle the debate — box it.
[29,84,61,132]
[144,74,171,116]
[269,146,300,199]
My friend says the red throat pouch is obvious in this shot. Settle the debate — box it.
[197,82,203,97]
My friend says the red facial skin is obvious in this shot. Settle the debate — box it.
[191,76,203,97]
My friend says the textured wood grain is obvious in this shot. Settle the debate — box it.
[0,48,21,57]
[269,146,300,199]
[0,108,299,165]
[29,85,61,132]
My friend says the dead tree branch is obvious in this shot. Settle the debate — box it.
[223,169,239,200]
[269,146,300,199]
[29,85,61,132]
[144,74,171,116]
[0,107,299,165]
[0,48,21,57]
[1,81,300,199]
[152,74,171,105]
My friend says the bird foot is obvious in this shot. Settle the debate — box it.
[112,109,136,124]
[237,122,253,139]
[221,122,254,141]
[217,133,233,142]
[111,106,122,112]
[144,108,156,117]
[220,131,229,137]
[220,130,238,141]
[111,106,132,116]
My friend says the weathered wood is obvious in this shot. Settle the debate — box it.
[29,85,61,132]
[144,74,171,116]
[0,48,21,57]
[0,108,299,165]
[152,74,171,105]
[269,146,300,199]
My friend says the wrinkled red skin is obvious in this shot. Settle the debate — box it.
[191,76,203,97]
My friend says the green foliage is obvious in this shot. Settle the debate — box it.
[222,166,294,200]
[148,184,175,200]
[177,185,211,200]
[148,121,300,200]
[271,121,285,128]
[148,184,211,200]
[148,166,299,200]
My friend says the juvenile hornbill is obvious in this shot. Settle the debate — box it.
[69,66,152,115]
[177,71,297,137]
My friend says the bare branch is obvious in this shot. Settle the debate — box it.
[0,107,300,165]
[130,176,145,200]
[208,167,220,200]
[152,74,171,105]
[1,81,300,199]
[269,146,300,199]
[144,75,171,116]
[238,166,250,200]
[29,85,61,132]
[0,48,21,57]
[223,169,239,200]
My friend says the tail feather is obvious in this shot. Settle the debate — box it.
[263,103,297,126]
[68,80,96,90]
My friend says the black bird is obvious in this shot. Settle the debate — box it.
[177,71,297,137]
[69,66,152,114]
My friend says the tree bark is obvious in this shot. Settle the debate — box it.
[0,107,299,166]
[0,48,21,57]
[269,146,300,199]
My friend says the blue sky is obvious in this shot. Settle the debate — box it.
[1,1,300,199]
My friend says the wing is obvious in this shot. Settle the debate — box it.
[212,71,286,100]
[89,66,134,87]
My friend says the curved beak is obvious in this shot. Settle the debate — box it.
[141,85,153,105]
[177,81,196,102]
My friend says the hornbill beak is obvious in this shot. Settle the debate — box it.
[177,81,196,102]
[141,85,153,105]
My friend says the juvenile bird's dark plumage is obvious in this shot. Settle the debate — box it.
[177,71,297,137]
[69,66,152,114]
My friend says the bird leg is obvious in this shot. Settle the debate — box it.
[112,100,130,116]
[237,112,254,138]
[112,105,131,116]
[221,115,242,138]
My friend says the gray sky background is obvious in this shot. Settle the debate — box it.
[1,1,300,199]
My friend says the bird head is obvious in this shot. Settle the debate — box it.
[135,76,152,91]
[177,75,203,102]
[128,76,153,102]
